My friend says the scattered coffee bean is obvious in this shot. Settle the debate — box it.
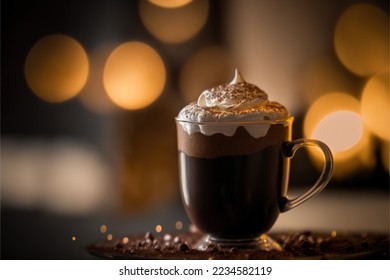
[178,243,190,252]
[87,231,389,260]
[229,247,238,253]
[205,244,218,253]
[144,232,154,241]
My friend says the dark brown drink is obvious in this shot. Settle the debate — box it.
[177,123,290,239]
[175,70,333,250]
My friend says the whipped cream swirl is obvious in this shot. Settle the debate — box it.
[177,70,289,138]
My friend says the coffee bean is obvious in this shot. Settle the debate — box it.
[140,239,152,248]
[206,244,218,252]
[229,247,238,253]
[144,232,154,241]
[299,240,311,249]
[178,243,190,252]
[115,242,124,249]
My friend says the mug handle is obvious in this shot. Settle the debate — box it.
[280,139,334,212]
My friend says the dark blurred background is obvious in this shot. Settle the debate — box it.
[1,0,389,259]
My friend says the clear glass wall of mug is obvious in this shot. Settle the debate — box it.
[175,116,334,251]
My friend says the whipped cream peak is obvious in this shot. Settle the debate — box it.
[177,70,289,138]
[197,70,268,109]
[229,69,245,84]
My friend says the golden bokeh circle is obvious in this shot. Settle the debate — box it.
[140,0,209,44]
[148,0,192,8]
[25,34,89,103]
[304,92,374,178]
[312,111,363,153]
[361,70,390,141]
[334,4,389,76]
[103,41,166,110]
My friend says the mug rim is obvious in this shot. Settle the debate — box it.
[175,115,294,126]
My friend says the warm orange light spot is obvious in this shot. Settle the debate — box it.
[25,34,89,103]
[107,234,113,241]
[122,237,129,244]
[148,0,192,8]
[155,224,163,233]
[100,224,107,234]
[71,236,77,241]
[140,0,209,44]
[331,230,337,238]
[179,46,234,103]
[175,220,183,230]
[361,70,390,141]
[304,92,374,178]
[103,41,166,110]
[312,111,363,153]
[334,4,389,76]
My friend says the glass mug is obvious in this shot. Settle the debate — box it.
[175,116,334,251]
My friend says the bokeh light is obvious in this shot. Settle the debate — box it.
[312,111,363,153]
[155,224,163,233]
[179,46,234,102]
[100,224,107,233]
[361,70,390,141]
[140,0,209,44]
[304,92,374,178]
[175,220,183,230]
[25,34,89,103]
[148,0,192,8]
[334,4,389,76]
[103,41,166,110]
[78,44,117,114]
[1,139,110,214]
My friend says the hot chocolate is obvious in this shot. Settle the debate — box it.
[175,70,333,250]
[176,70,291,239]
